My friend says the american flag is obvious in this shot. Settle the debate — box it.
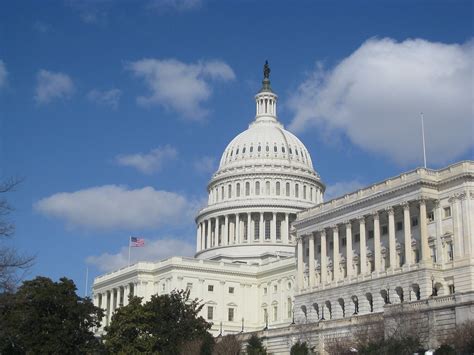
[130,237,145,247]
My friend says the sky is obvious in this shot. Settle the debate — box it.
[0,0,472,296]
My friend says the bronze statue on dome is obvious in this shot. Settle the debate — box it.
[263,60,270,79]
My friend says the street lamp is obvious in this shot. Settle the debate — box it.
[241,317,244,333]
[320,305,325,321]
[291,300,295,325]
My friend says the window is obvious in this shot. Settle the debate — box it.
[382,225,388,235]
[444,206,452,218]
[250,146,253,153]
[228,287,234,294]
[276,219,281,240]
[186,283,193,292]
[286,182,290,197]
[265,219,270,240]
[342,238,346,246]
[161,284,165,292]
[221,186,224,200]
[355,233,360,243]
[258,145,261,152]
[245,182,250,196]
[236,148,239,155]
[255,181,260,195]
[254,219,260,240]
[263,287,267,295]
[236,183,240,197]
[208,285,214,292]
[273,306,278,321]
[368,230,374,239]
[287,298,292,318]
[228,184,232,199]
[274,285,277,292]
[276,182,280,195]
[428,211,434,222]
[266,145,269,152]
[243,219,248,240]
[274,145,277,152]
[263,308,268,321]
[447,242,454,261]
[317,245,321,253]
[303,185,307,199]
[412,217,418,227]
[207,306,214,320]
[295,184,299,198]
[396,221,403,231]
[228,308,234,322]
[282,146,286,153]
[430,246,437,263]
[449,284,455,294]
[242,147,246,153]
[265,181,270,195]
[306,248,309,256]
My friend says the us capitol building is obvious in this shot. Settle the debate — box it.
[92,64,474,354]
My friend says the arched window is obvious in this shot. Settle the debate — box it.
[295,184,299,198]
[265,181,270,195]
[245,182,250,196]
[286,182,290,197]
[258,145,261,152]
[221,186,224,200]
[228,184,232,198]
[303,185,307,199]
[276,182,280,195]
[236,148,239,155]
[289,147,293,154]
[266,145,269,152]
[295,149,299,156]
[282,146,285,153]
[274,145,277,152]
[310,187,313,201]
[255,181,260,195]
[236,183,241,197]
[243,147,246,154]
[250,146,253,153]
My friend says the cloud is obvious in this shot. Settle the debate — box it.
[0,60,7,90]
[34,185,197,230]
[87,88,122,109]
[148,0,202,12]
[128,58,235,119]
[324,180,365,201]
[86,238,195,272]
[288,38,474,165]
[115,145,177,174]
[193,155,216,174]
[34,70,74,104]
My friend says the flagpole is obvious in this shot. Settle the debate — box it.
[128,236,131,266]
[421,112,427,168]
[84,266,89,298]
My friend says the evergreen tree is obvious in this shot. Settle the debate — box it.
[246,334,267,355]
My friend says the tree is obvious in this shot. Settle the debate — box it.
[246,334,267,355]
[442,319,474,354]
[290,341,310,355]
[104,289,212,354]
[213,334,242,355]
[0,276,104,354]
[0,178,33,293]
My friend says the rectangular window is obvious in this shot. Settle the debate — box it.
[273,306,278,321]
[208,285,214,292]
[276,182,280,195]
[382,226,388,235]
[412,217,418,227]
[255,182,260,195]
[306,248,309,257]
[276,219,281,240]
[396,221,403,231]
[236,183,240,197]
[303,185,307,199]
[265,219,271,240]
[286,183,290,197]
[263,287,267,295]
[430,246,437,263]
[228,185,232,199]
[368,230,374,239]
[287,298,292,318]
[207,306,214,320]
[254,219,260,239]
[355,233,360,243]
[273,285,277,293]
[342,238,346,247]
[449,284,455,294]
[444,206,452,218]
[228,308,234,322]
[266,181,270,195]
[317,245,321,253]
[243,220,248,240]
[229,287,234,294]
[263,308,268,321]
[295,184,299,198]
[428,211,435,222]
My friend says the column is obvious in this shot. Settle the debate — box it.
[419,199,430,262]
[196,223,202,252]
[206,219,211,249]
[110,289,116,323]
[308,234,315,288]
[460,193,471,256]
[236,213,240,244]
[450,196,462,258]
[387,207,396,268]
[320,230,327,284]
[284,213,289,243]
[214,217,219,246]
[359,217,367,274]
[123,285,129,306]
[271,212,277,243]
[403,203,412,265]
[434,200,444,263]
[373,212,381,272]
[223,215,229,246]
[332,226,340,281]
[297,237,304,290]
[345,222,353,277]
[259,212,264,241]
[247,213,252,243]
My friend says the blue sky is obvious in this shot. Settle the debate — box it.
[0,0,472,296]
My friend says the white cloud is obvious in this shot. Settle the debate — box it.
[0,60,7,89]
[87,88,122,109]
[193,155,216,174]
[34,69,74,104]
[115,145,177,174]
[288,38,474,165]
[86,238,195,272]
[324,180,365,201]
[34,185,196,230]
[148,0,202,12]
[128,58,235,119]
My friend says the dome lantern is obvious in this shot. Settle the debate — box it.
[255,61,278,121]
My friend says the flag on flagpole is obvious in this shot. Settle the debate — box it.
[130,237,145,247]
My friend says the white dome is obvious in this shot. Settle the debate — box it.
[218,119,314,173]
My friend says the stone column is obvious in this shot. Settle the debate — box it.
[345,222,353,277]
[236,213,240,244]
[359,217,367,274]
[460,193,471,256]
[373,212,381,272]
[259,212,264,241]
[247,213,252,243]
[419,199,430,262]
[297,237,304,290]
[320,230,327,284]
[308,234,315,288]
[271,212,277,243]
[434,200,443,263]
[387,207,396,268]
[403,203,412,265]
[214,217,219,246]
[110,289,116,324]
[123,285,129,306]
[332,226,340,281]
[196,223,202,252]
[284,213,289,243]
[223,215,229,246]
[450,196,462,258]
